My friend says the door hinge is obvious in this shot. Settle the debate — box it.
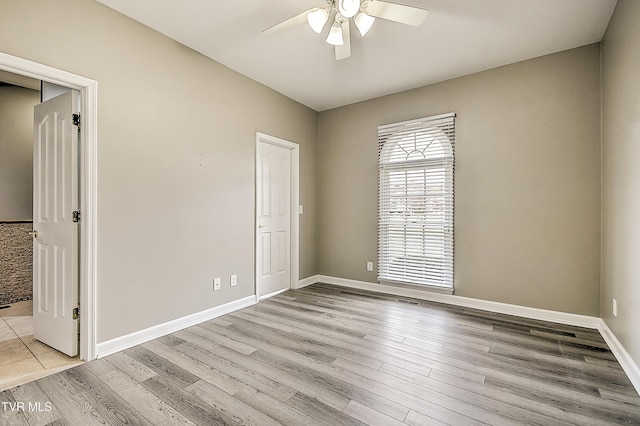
[73,305,80,320]
[72,210,80,223]
[72,113,80,128]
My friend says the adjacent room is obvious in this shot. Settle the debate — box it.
[0,0,638,424]
[0,73,84,391]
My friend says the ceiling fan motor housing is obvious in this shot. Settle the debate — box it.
[338,0,361,18]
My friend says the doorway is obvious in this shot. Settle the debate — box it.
[0,51,98,364]
[255,132,300,300]
[0,76,83,391]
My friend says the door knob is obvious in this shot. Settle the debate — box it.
[28,230,38,238]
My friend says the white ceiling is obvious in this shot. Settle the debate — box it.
[95,0,617,111]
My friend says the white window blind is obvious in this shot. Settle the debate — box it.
[378,112,455,290]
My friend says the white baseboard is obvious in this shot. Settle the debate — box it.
[312,275,601,329]
[598,320,640,395]
[259,288,289,301]
[294,275,318,289]
[96,295,257,358]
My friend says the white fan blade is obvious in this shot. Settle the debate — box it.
[263,9,313,36]
[362,1,428,27]
[335,20,351,60]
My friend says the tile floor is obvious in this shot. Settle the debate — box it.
[0,300,82,391]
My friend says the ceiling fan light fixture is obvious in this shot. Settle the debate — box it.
[326,22,344,46]
[263,0,429,61]
[338,0,361,19]
[354,12,375,36]
[307,8,329,34]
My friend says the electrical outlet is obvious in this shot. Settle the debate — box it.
[613,299,618,317]
[230,274,237,287]
[214,277,221,291]
[366,261,373,272]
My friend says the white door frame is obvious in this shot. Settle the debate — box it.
[255,132,299,300]
[0,51,98,362]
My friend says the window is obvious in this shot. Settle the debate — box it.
[378,113,455,291]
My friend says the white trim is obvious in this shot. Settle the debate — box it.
[96,296,256,358]
[598,320,640,394]
[294,275,318,289]
[255,132,300,298]
[258,288,289,301]
[0,52,98,362]
[310,275,602,329]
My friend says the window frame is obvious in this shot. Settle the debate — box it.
[377,113,455,293]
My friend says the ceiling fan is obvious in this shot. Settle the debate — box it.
[263,0,428,60]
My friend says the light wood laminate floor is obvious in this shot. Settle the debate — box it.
[1,283,639,425]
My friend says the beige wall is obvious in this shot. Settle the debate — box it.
[318,45,602,316]
[0,85,39,220]
[0,0,317,343]
[601,0,640,366]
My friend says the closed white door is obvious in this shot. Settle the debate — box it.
[256,141,291,298]
[32,90,79,357]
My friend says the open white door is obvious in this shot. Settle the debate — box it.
[32,90,79,357]
[256,141,292,299]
